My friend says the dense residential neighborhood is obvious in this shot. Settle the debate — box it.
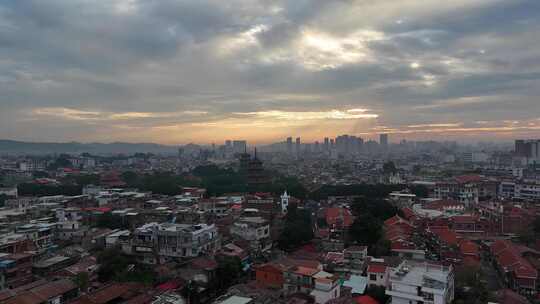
[0,138,538,304]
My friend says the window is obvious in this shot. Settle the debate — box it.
[370,274,377,281]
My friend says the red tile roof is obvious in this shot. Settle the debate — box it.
[354,296,379,304]
[460,240,479,256]
[3,279,77,304]
[492,240,538,280]
[424,200,465,211]
[157,279,185,291]
[401,207,416,220]
[429,227,459,246]
[455,175,483,184]
[390,240,417,251]
[256,263,285,274]
[325,207,354,227]
[451,215,478,224]
[191,257,218,270]
[367,264,387,274]
[294,266,319,276]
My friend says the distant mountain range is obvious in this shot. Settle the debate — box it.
[0,140,186,154]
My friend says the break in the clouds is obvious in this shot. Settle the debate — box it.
[1,0,540,144]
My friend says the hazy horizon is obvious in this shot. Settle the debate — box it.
[1,1,539,144]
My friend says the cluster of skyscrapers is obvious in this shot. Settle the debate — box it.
[515,139,540,164]
[225,140,247,154]
[284,134,389,156]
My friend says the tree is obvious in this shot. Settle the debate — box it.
[94,213,126,230]
[140,173,183,195]
[121,171,139,187]
[409,185,429,198]
[215,257,243,290]
[383,161,397,174]
[18,183,82,197]
[350,197,399,220]
[454,265,496,304]
[369,238,391,257]
[74,272,89,292]
[534,217,540,236]
[96,248,156,285]
[348,214,382,246]
[97,248,131,282]
[365,285,389,304]
[47,156,72,170]
[33,171,49,178]
[73,174,100,186]
[278,203,314,250]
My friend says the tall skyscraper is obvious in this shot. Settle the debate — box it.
[380,134,389,148]
[515,139,540,159]
[286,137,293,155]
[295,137,301,155]
[324,137,329,151]
[232,140,247,154]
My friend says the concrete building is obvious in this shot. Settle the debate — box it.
[123,222,220,262]
[230,217,271,254]
[310,273,341,304]
[386,260,454,304]
[380,134,388,148]
[156,223,220,259]
[0,252,34,290]
[515,139,540,164]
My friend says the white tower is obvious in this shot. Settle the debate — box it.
[280,191,290,213]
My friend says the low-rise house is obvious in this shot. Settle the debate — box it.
[230,217,271,255]
[33,255,76,276]
[310,273,341,304]
[0,252,34,290]
[2,279,78,304]
[255,263,285,289]
[490,240,538,297]
[283,266,319,296]
[366,263,387,287]
[343,246,368,274]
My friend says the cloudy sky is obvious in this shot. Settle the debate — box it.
[1,0,539,144]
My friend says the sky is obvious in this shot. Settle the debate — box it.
[1,0,540,145]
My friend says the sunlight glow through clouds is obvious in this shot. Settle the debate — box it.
[296,29,386,70]
[234,109,378,120]
[31,107,208,121]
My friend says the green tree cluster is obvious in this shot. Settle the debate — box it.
[278,203,314,250]
[310,184,405,201]
[365,285,389,304]
[453,266,496,304]
[96,248,156,285]
[348,197,400,248]
[94,213,127,230]
[18,183,82,197]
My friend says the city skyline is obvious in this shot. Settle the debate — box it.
[1,1,540,144]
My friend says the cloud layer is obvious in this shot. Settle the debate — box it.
[1,0,540,144]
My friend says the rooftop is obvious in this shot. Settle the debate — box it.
[219,295,253,304]
[389,260,452,290]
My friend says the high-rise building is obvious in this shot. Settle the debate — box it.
[380,134,389,147]
[232,140,247,154]
[295,137,301,155]
[515,139,540,158]
[324,137,329,151]
[286,137,293,155]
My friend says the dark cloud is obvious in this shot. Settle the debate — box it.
[0,0,539,143]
